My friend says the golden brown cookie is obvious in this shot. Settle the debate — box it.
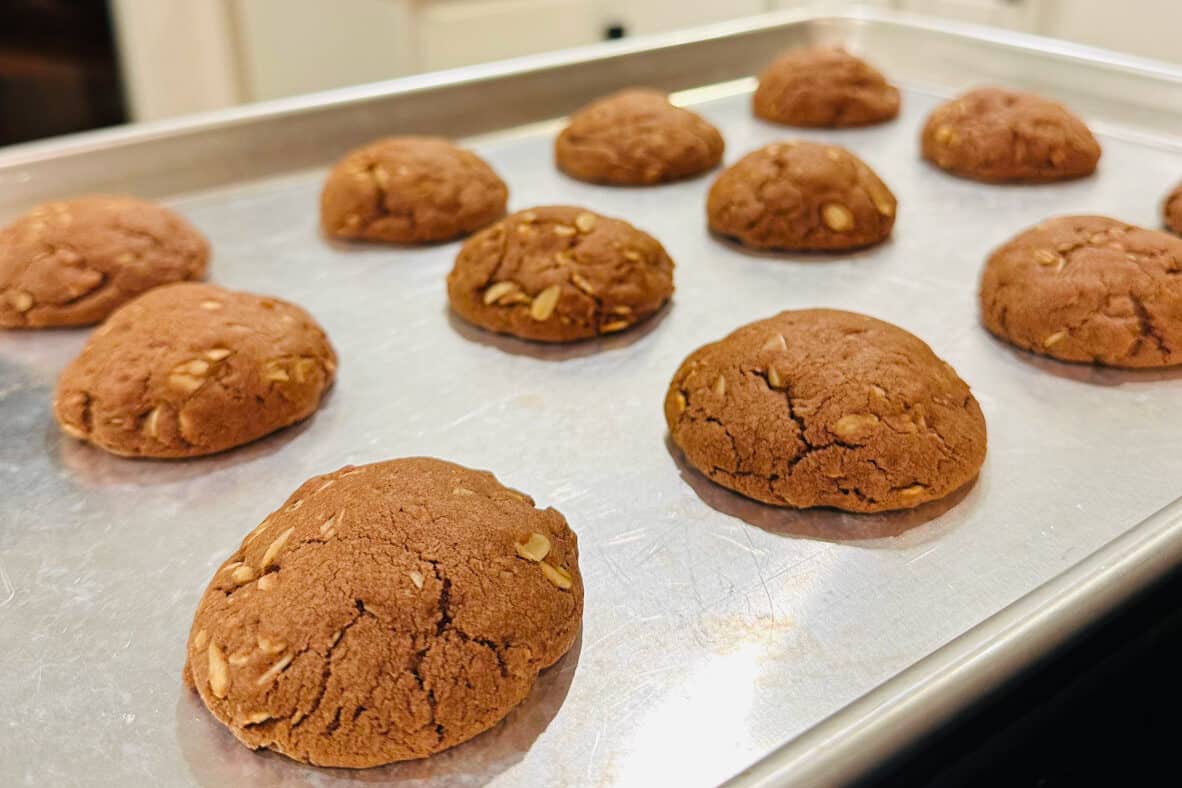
[0,195,209,328]
[707,141,896,251]
[555,88,725,185]
[1164,181,1182,236]
[447,205,674,343]
[979,215,1182,368]
[753,47,900,128]
[665,309,986,513]
[921,88,1101,183]
[53,282,336,458]
[184,457,582,768]
[320,137,508,244]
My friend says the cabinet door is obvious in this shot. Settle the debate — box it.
[1037,0,1182,64]
[899,0,1042,31]
[417,0,599,72]
[598,0,768,36]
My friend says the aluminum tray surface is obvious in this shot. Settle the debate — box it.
[3,12,1182,788]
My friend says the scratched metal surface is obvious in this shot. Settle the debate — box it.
[5,18,1182,788]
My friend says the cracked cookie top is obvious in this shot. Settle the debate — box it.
[922,87,1101,183]
[1165,181,1182,236]
[184,457,582,768]
[753,46,900,128]
[447,205,675,342]
[665,309,986,513]
[53,282,336,458]
[555,88,725,185]
[707,141,896,251]
[320,136,508,244]
[0,195,209,328]
[979,215,1182,368]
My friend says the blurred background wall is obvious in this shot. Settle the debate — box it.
[2,0,1180,145]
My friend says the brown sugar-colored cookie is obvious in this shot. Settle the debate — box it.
[447,205,674,343]
[707,141,896,251]
[0,195,209,328]
[753,47,900,128]
[184,457,582,768]
[1164,181,1182,236]
[320,136,508,244]
[555,88,725,185]
[53,282,336,458]
[980,215,1182,368]
[665,309,986,513]
[922,88,1101,183]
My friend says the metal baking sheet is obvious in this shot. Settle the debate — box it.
[4,8,1182,787]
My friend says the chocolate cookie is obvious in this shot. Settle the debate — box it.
[53,282,336,457]
[665,309,986,513]
[320,137,508,244]
[707,141,896,251]
[184,457,582,768]
[1164,181,1182,236]
[447,205,674,342]
[555,88,724,185]
[922,88,1101,183]
[0,195,209,328]
[980,215,1182,368]
[753,47,900,128]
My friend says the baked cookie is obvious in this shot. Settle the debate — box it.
[665,309,986,513]
[447,205,674,342]
[555,88,725,185]
[922,88,1101,183]
[753,47,900,128]
[0,195,209,328]
[1164,181,1182,236]
[707,141,896,251]
[320,136,508,244]
[54,282,336,457]
[184,457,582,768]
[980,215,1182,368]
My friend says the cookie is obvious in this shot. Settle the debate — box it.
[320,136,508,244]
[665,309,986,513]
[0,195,209,328]
[53,282,336,457]
[753,47,900,128]
[980,215,1182,368]
[707,141,896,251]
[555,88,725,185]
[184,457,582,768]
[1164,181,1182,236]
[922,88,1101,183]
[447,206,674,342]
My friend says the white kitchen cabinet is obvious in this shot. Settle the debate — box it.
[416,0,599,72]
[1037,0,1182,64]
[898,0,1041,30]
[769,0,892,9]
[112,0,1182,122]
[599,0,767,36]
[231,0,416,100]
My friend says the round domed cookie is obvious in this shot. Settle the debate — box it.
[753,46,900,128]
[53,282,336,458]
[184,457,582,768]
[979,215,1182,368]
[447,205,674,342]
[320,136,508,244]
[555,88,725,185]
[707,141,896,251]
[665,309,986,513]
[0,195,209,328]
[922,88,1101,183]
[1164,181,1182,236]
